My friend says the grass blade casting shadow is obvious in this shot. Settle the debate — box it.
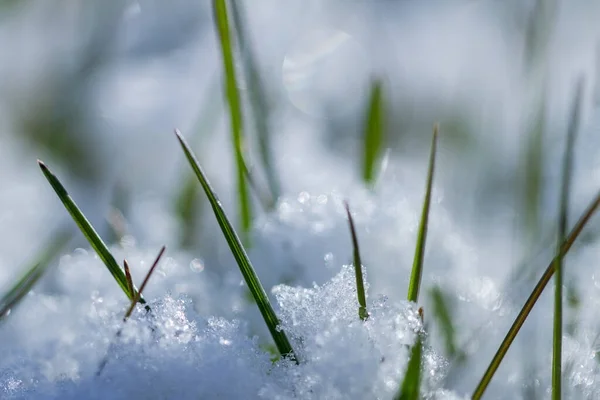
[175,130,297,363]
[0,228,73,321]
[97,246,166,376]
[394,333,423,400]
[344,201,368,320]
[407,125,438,303]
[472,187,600,400]
[212,0,253,245]
[362,79,385,187]
[552,78,583,400]
[38,161,143,305]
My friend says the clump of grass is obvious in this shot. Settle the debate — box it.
[212,0,253,245]
[38,161,144,305]
[407,125,439,303]
[472,186,600,399]
[97,246,166,376]
[343,201,368,321]
[394,332,423,400]
[0,228,72,321]
[552,78,583,400]
[175,130,297,363]
[362,79,385,187]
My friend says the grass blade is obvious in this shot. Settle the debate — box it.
[175,130,297,362]
[552,78,583,400]
[0,228,72,321]
[123,260,135,300]
[123,246,165,320]
[97,246,165,376]
[344,201,368,320]
[430,286,464,362]
[362,79,385,186]
[472,187,600,400]
[228,0,281,203]
[394,333,423,400]
[407,125,439,303]
[38,160,143,304]
[212,0,253,245]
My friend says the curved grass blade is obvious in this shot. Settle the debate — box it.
[175,130,297,362]
[38,160,143,304]
[344,201,368,320]
[212,0,252,245]
[0,228,72,321]
[407,125,439,303]
[552,78,583,400]
[472,187,600,400]
[229,0,280,203]
[97,246,165,376]
[362,79,385,186]
[394,333,423,400]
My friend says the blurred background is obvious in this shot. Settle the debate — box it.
[1,0,600,395]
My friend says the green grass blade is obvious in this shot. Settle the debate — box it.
[38,160,143,304]
[362,79,385,186]
[394,333,423,400]
[212,0,253,245]
[228,0,280,203]
[430,286,464,362]
[0,228,72,321]
[407,125,439,303]
[552,78,583,400]
[175,130,297,362]
[472,187,600,400]
[344,201,368,321]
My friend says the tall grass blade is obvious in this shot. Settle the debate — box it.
[212,0,253,245]
[228,0,280,203]
[552,78,583,400]
[175,130,297,362]
[0,228,72,321]
[344,201,368,321]
[394,333,423,400]
[362,79,385,186]
[407,125,438,303]
[472,187,600,400]
[38,160,143,304]
[97,246,166,376]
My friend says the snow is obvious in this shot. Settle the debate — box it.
[1,0,600,399]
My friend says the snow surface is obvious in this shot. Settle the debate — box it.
[1,0,600,399]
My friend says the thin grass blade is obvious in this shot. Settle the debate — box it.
[430,286,464,362]
[228,0,280,203]
[123,246,165,320]
[123,260,135,300]
[407,125,439,303]
[0,228,72,320]
[97,246,165,376]
[38,160,142,303]
[212,0,253,245]
[362,79,385,186]
[344,201,368,320]
[394,333,423,400]
[472,187,600,400]
[175,130,297,362]
[552,78,583,400]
